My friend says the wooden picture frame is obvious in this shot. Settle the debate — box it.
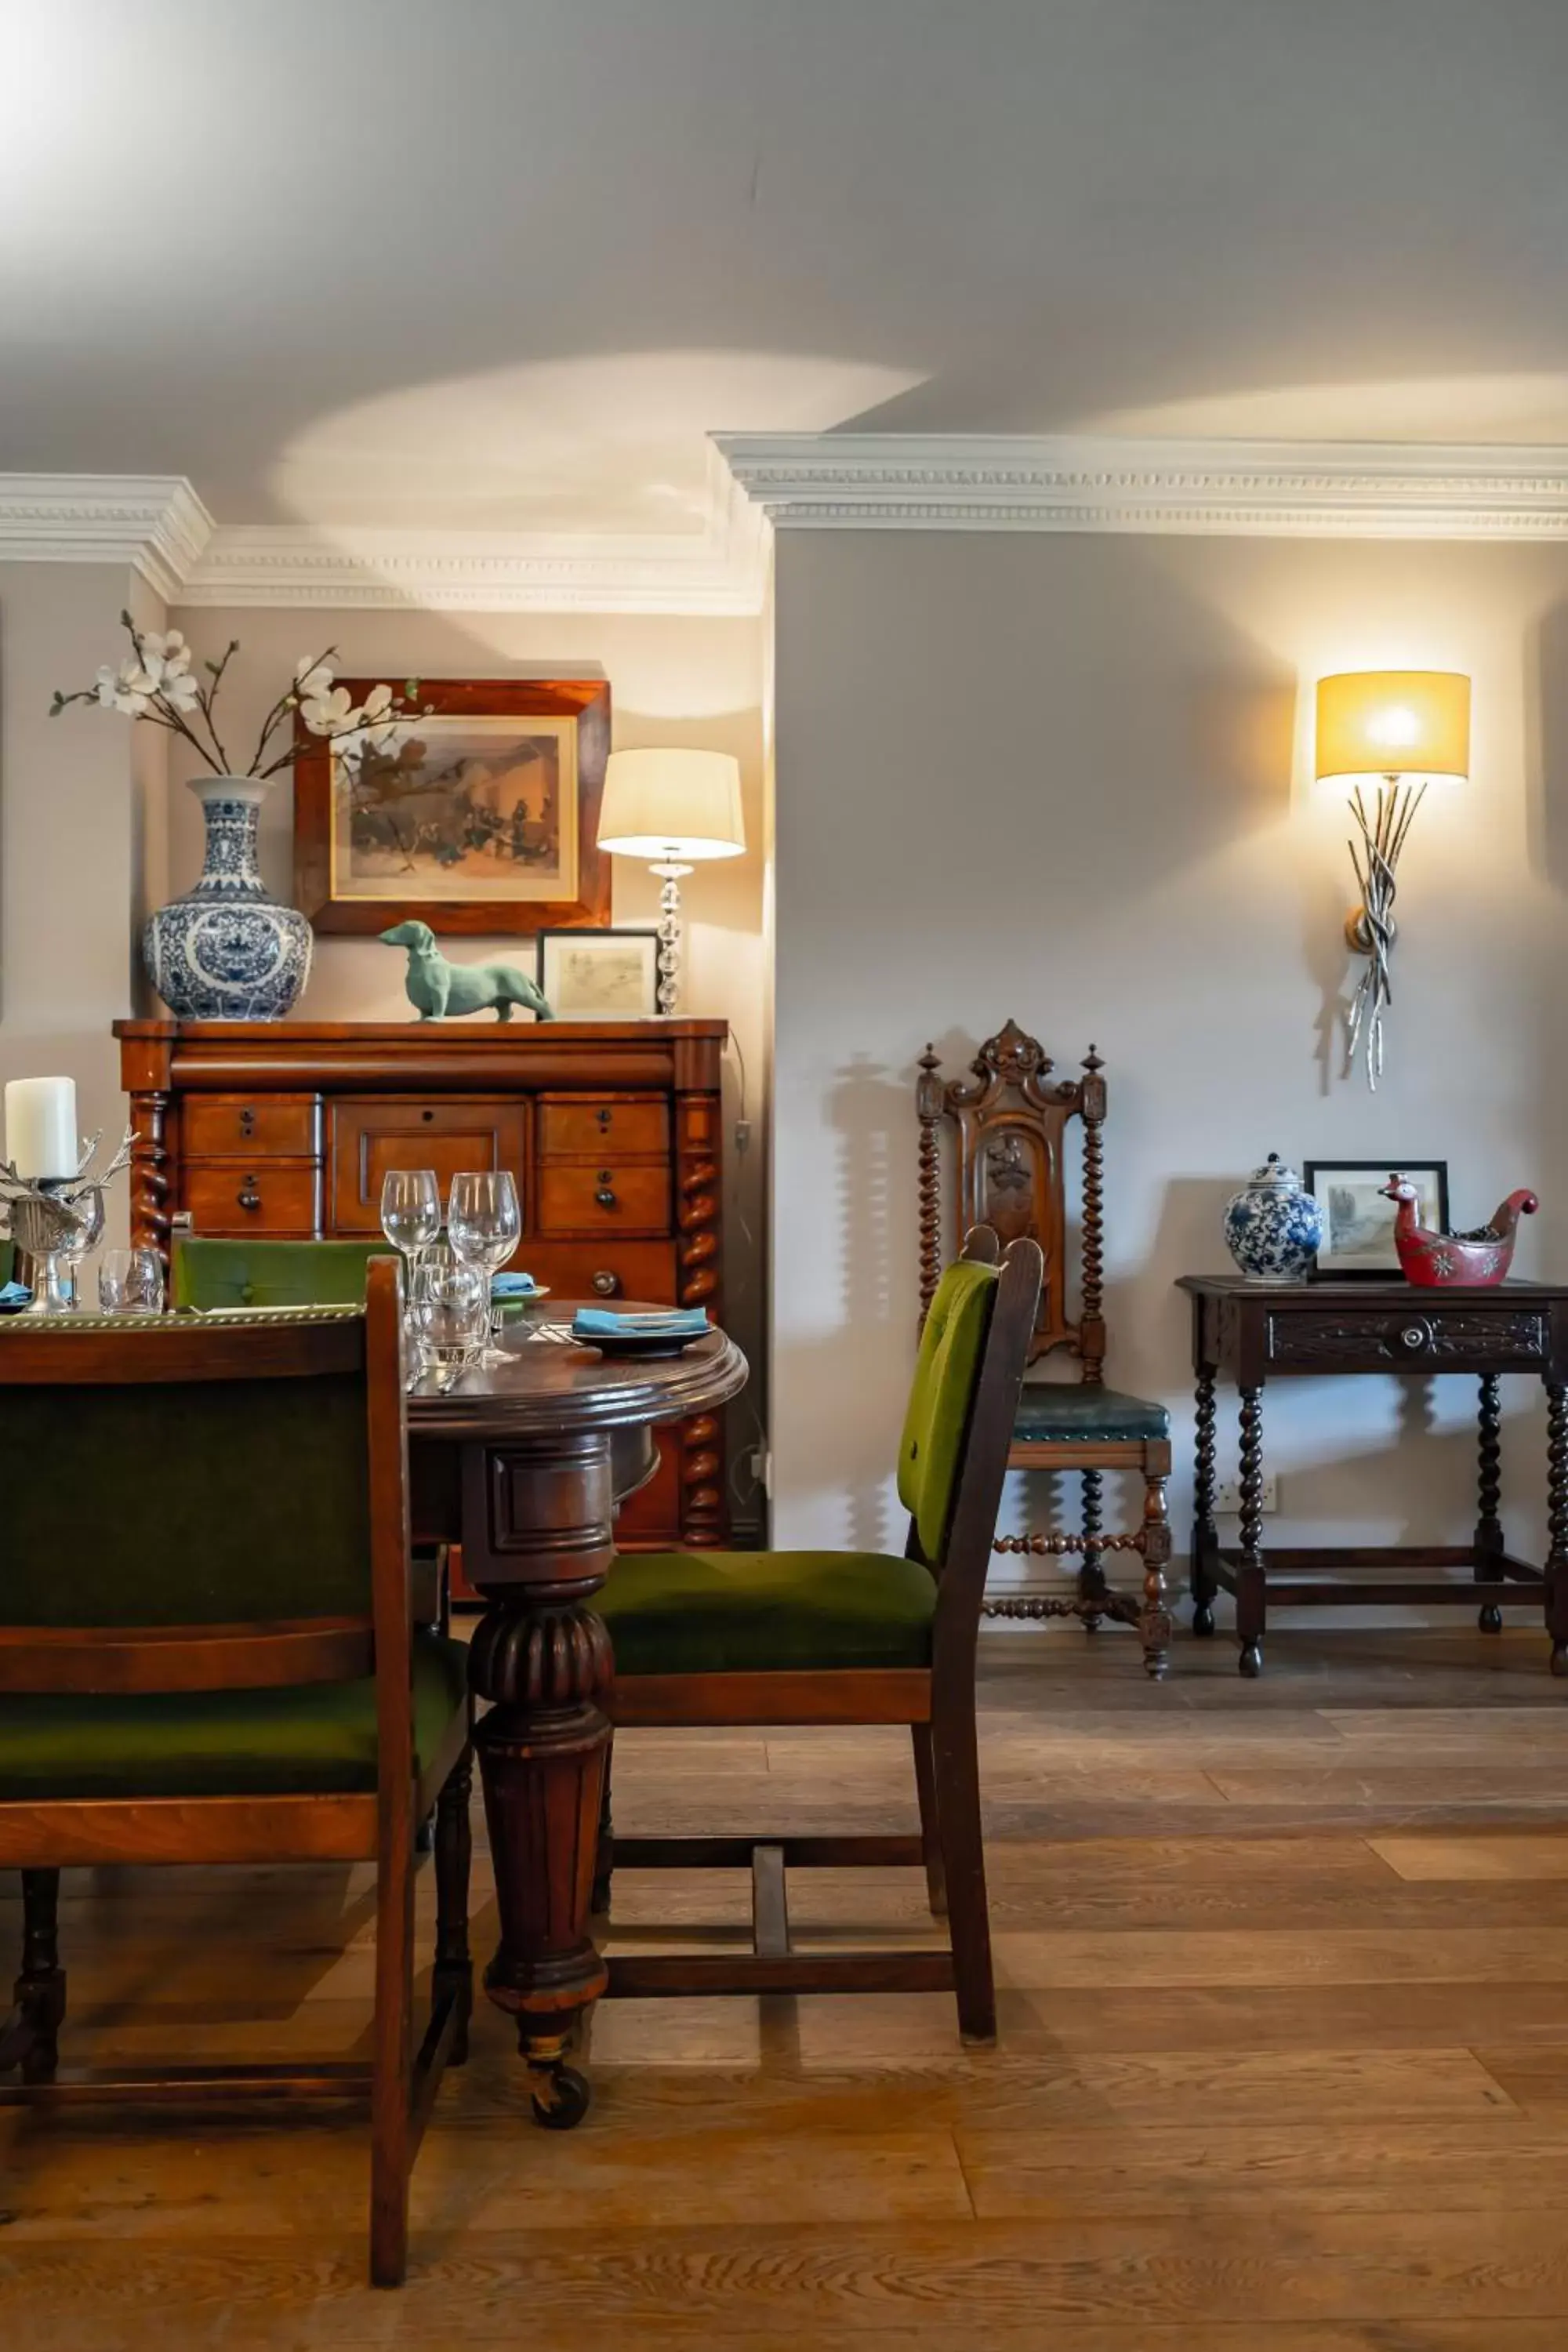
[1305,1159,1450,1279]
[293,677,611,936]
[538,927,660,1019]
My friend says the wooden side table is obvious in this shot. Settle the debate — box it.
[1177,1276,1568,1678]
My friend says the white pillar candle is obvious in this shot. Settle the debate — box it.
[4,1076,78,1181]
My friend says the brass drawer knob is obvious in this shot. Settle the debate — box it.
[595,1189,617,1209]
[591,1270,620,1297]
[1396,1321,1432,1354]
[238,1176,262,1212]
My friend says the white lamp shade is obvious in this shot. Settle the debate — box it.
[597,748,746,862]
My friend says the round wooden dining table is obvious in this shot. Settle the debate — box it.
[405,1308,749,2123]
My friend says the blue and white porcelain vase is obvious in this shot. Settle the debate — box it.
[143,777,313,1021]
[1223,1152,1323,1285]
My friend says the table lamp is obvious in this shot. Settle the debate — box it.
[1314,670,1471,1089]
[596,748,745,1014]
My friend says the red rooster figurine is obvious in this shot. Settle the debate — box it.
[1380,1175,1539,1287]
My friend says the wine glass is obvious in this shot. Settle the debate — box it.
[97,1247,165,1314]
[380,1169,441,1295]
[448,1170,521,1363]
[57,1188,104,1311]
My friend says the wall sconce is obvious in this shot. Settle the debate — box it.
[597,748,746,1014]
[1314,670,1471,1090]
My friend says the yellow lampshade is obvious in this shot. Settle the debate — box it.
[597,748,746,862]
[1315,670,1471,786]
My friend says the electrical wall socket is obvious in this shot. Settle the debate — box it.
[1214,1473,1278,1515]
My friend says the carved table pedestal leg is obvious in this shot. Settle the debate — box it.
[1546,1383,1568,1679]
[1236,1386,1266,1678]
[1475,1374,1504,1633]
[463,1431,615,2128]
[1191,1367,1219,1636]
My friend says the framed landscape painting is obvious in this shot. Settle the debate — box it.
[293,676,611,935]
[1305,1160,1450,1279]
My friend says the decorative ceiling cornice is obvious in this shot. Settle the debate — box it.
[0,475,214,600]
[0,456,768,615]
[6,437,1568,615]
[713,434,1568,539]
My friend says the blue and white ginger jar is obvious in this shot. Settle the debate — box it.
[1223,1152,1323,1285]
[143,777,313,1021]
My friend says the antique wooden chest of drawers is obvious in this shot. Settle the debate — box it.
[114,1019,730,1549]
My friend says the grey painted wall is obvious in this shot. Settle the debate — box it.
[770,531,1568,1600]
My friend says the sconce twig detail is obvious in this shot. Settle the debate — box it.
[1344,777,1425,1091]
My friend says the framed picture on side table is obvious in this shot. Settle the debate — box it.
[1305,1160,1450,1279]
[539,927,660,1019]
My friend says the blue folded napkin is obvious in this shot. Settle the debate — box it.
[0,1280,32,1310]
[572,1306,710,1340]
[491,1272,541,1297]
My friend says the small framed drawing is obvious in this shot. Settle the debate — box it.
[1304,1160,1450,1279]
[539,927,660,1019]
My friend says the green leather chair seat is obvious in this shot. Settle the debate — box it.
[1013,1384,1170,1443]
[0,1632,468,1801]
[601,1551,937,1678]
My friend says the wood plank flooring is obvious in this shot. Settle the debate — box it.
[5,1624,1568,2349]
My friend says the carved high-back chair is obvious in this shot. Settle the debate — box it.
[917,1021,1171,1679]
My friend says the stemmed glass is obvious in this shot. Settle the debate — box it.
[58,1188,104,1311]
[448,1170,521,1364]
[380,1169,441,1300]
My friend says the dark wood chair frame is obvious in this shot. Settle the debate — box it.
[917,1022,1172,1679]
[598,1228,1042,2042]
[0,1258,473,2289]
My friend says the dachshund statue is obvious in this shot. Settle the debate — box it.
[1381,1174,1538,1287]
[379,920,554,1022]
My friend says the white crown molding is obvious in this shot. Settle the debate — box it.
[0,474,214,600]
[9,436,1568,615]
[713,433,1568,539]
[0,452,768,615]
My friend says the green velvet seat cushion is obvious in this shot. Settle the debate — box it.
[0,1631,468,1801]
[1013,1384,1170,1443]
[172,1239,394,1311]
[0,1239,14,1289]
[601,1551,937,1677]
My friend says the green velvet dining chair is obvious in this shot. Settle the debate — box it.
[172,1236,394,1310]
[173,1237,450,1637]
[0,1258,473,2288]
[597,1227,1043,2042]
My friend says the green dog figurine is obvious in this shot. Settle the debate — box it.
[379,920,554,1022]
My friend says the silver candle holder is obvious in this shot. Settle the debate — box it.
[0,1129,135,1313]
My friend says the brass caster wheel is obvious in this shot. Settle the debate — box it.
[1192,1602,1216,1637]
[1479,1605,1503,1633]
[1239,1640,1263,1679]
[530,2062,591,2131]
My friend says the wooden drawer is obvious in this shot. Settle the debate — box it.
[182,1094,321,1160]
[186,1161,321,1236]
[329,1098,528,1233]
[521,1239,679,1305]
[536,1160,671,1238]
[1265,1305,1551,1372]
[538,1094,669,1160]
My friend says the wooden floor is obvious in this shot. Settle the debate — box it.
[7,1624,1568,2349]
